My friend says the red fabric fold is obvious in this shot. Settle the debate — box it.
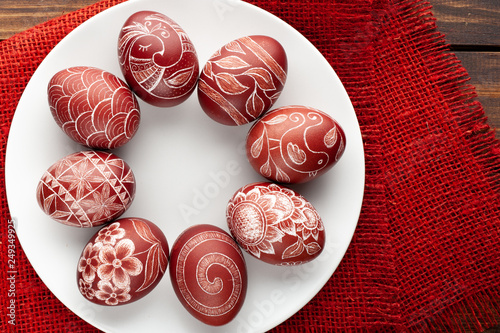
[1,0,499,332]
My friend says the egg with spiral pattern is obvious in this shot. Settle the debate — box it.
[169,224,247,326]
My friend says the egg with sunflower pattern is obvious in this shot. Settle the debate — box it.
[226,182,325,265]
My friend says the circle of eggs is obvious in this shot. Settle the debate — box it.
[226,182,325,265]
[246,105,346,184]
[36,7,349,326]
[48,66,141,150]
[198,35,287,125]
[169,224,248,326]
[77,217,169,306]
[36,150,136,228]
[118,11,200,107]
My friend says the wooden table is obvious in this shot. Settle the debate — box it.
[0,1,498,332]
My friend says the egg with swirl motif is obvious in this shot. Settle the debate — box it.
[169,224,247,326]
[198,35,287,125]
[77,217,169,306]
[246,105,346,184]
[226,182,325,265]
[48,66,140,150]
[118,11,199,107]
[36,150,135,228]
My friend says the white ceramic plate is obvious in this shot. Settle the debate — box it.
[5,0,364,332]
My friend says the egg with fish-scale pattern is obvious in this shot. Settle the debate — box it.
[48,66,140,150]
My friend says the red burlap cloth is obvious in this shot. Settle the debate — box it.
[1,0,499,332]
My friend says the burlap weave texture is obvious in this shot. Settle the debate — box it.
[1,0,499,332]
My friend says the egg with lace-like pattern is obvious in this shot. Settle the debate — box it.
[36,150,136,228]
[226,182,325,265]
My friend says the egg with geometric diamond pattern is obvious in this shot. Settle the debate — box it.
[36,150,136,228]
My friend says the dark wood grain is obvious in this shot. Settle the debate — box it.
[0,0,100,39]
[430,0,500,138]
[430,0,500,46]
[454,51,500,134]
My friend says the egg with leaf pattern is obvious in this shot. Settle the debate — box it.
[198,35,287,125]
[246,105,346,184]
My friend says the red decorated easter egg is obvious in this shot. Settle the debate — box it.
[77,217,169,306]
[169,224,247,326]
[118,11,199,107]
[246,105,346,184]
[198,35,287,125]
[48,66,140,150]
[36,151,135,228]
[226,182,325,265]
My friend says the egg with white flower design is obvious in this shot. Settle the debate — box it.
[36,150,135,228]
[226,182,325,265]
[77,217,169,306]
